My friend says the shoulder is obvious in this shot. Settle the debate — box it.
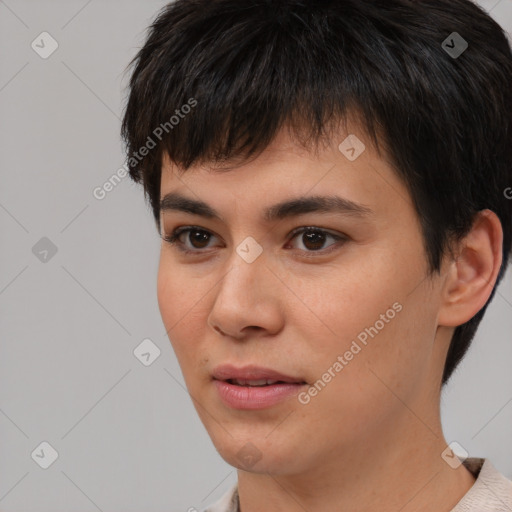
[451,457,512,512]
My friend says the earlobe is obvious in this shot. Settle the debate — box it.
[438,209,503,328]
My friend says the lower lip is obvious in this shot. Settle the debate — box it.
[213,379,307,410]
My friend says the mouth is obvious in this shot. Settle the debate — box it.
[211,364,308,385]
[224,378,306,387]
[211,364,308,409]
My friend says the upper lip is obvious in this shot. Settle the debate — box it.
[212,364,306,384]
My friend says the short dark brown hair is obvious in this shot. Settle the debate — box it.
[121,0,512,385]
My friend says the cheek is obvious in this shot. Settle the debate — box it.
[317,286,437,420]
[157,258,177,328]
[294,252,435,399]
[282,259,394,347]
[157,251,204,321]
[293,301,433,446]
[157,256,205,365]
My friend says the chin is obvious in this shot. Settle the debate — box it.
[207,426,307,475]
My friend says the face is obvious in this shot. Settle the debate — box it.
[157,120,449,476]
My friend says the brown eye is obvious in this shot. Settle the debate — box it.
[162,226,220,253]
[300,230,328,251]
[288,227,346,253]
[185,229,212,249]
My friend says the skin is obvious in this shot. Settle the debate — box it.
[156,115,503,512]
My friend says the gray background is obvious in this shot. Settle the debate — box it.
[0,1,511,511]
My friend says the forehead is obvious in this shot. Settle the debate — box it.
[158,118,412,226]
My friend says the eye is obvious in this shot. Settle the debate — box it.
[162,226,219,254]
[162,226,347,256]
[286,227,347,254]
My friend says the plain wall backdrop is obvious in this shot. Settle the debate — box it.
[0,1,511,510]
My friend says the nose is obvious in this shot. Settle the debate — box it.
[207,251,284,340]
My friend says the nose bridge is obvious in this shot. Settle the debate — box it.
[208,241,281,336]
[219,243,268,306]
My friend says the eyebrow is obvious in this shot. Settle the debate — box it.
[159,192,374,223]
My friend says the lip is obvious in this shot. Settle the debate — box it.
[211,364,306,384]
[211,364,308,410]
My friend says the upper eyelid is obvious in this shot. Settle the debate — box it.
[167,225,343,237]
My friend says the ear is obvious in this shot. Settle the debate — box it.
[438,209,503,328]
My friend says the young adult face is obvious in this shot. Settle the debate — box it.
[156,117,490,479]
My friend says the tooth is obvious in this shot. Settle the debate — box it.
[232,379,280,386]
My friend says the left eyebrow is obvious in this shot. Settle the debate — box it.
[159,192,375,223]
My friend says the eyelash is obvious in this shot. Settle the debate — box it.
[161,225,347,257]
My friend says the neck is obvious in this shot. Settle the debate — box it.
[236,401,475,512]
